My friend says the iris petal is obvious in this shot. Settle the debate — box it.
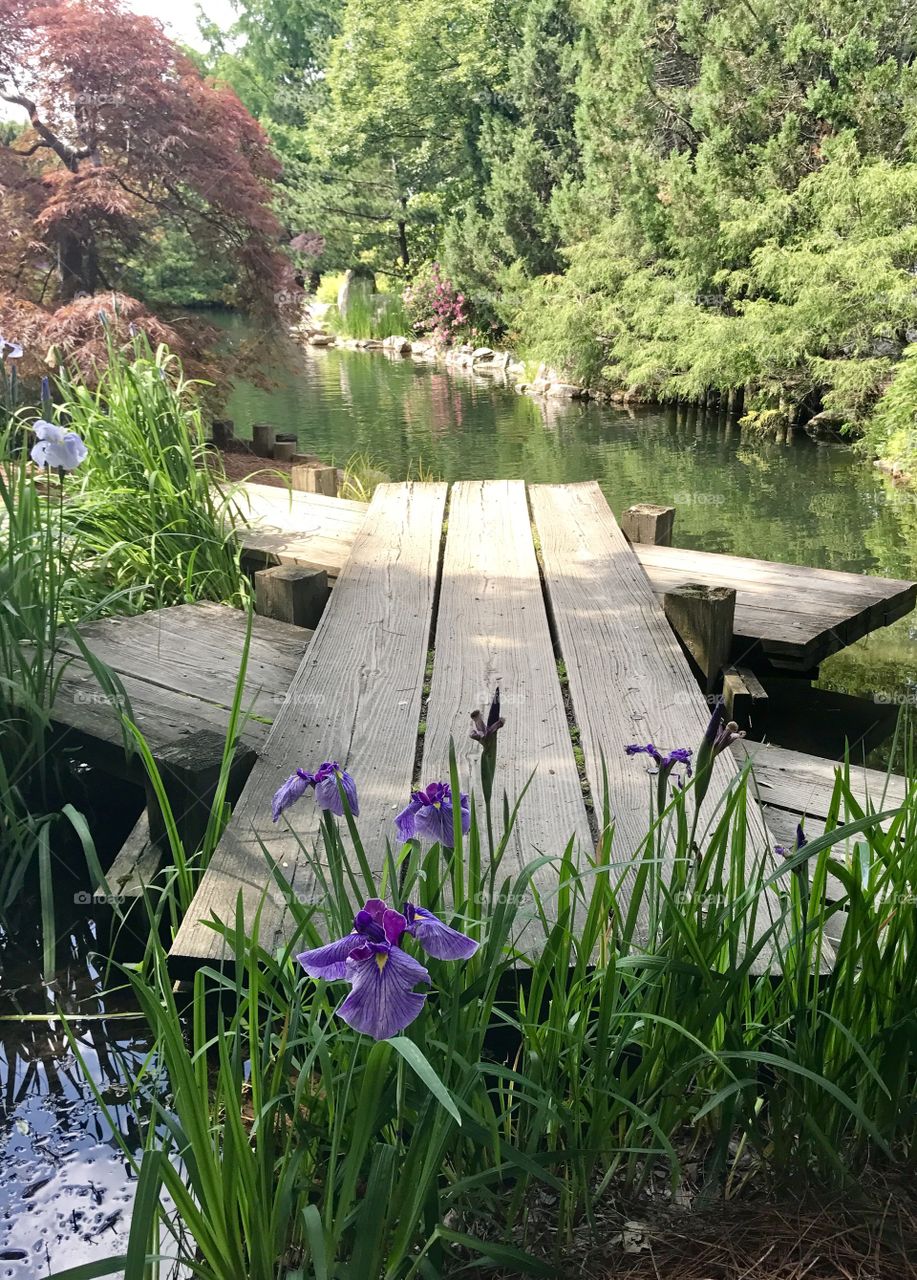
[337,943,430,1040]
[406,904,478,960]
[296,931,362,981]
[272,771,311,822]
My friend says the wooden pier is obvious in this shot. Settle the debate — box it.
[47,481,913,963]
[232,481,916,673]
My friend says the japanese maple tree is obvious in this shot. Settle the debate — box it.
[0,0,285,309]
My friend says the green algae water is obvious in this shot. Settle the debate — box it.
[218,312,917,714]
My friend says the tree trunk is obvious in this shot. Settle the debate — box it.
[58,230,86,301]
[397,216,409,268]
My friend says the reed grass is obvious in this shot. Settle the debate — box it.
[328,290,410,341]
[56,713,916,1279]
[0,330,249,928]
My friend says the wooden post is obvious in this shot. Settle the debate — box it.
[254,564,328,629]
[252,422,276,458]
[211,418,234,448]
[621,503,675,547]
[291,463,338,497]
[663,582,736,693]
[272,441,296,463]
[723,665,768,728]
[145,729,257,856]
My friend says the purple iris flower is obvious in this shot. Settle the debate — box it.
[272,767,313,822]
[775,823,807,862]
[0,336,23,360]
[312,761,359,816]
[701,699,746,759]
[470,687,505,742]
[297,896,478,1040]
[271,761,359,821]
[395,781,470,847]
[625,743,693,776]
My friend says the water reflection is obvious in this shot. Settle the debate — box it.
[0,908,147,1276]
[218,311,916,705]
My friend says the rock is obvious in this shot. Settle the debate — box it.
[363,339,384,349]
[804,410,846,441]
[308,333,335,347]
[547,382,586,399]
[382,335,412,353]
[507,360,526,377]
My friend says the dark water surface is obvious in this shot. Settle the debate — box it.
[219,311,917,706]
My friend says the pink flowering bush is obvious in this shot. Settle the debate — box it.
[402,262,469,344]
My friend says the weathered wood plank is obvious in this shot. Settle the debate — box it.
[170,482,447,967]
[634,542,916,667]
[633,541,916,603]
[231,482,367,578]
[51,604,311,772]
[98,810,162,900]
[732,740,908,820]
[421,480,592,928]
[530,482,783,963]
[58,603,309,720]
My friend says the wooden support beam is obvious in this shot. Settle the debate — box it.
[621,503,675,546]
[723,664,768,729]
[211,418,234,448]
[255,564,328,629]
[291,463,338,496]
[145,729,257,857]
[252,422,276,458]
[663,582,736,693]
[272,441,297,463]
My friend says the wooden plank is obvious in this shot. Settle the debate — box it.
[421,481,592,931]
[732,740,908,821]
[98,811,162,900]
[530,482,784,964]
[633,541,916,605]
[58,603,310,721]
[170,482,447,968]
[231,482,367,578]
[51,605,311,772]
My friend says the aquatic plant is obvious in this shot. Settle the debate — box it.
[394,780,470,846]
[59,720,917,1278]
[297,896,477,1039]
[272,761,359,822]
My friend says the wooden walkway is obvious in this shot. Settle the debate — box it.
[46,576,905,944]
[52,602,312,776]
[171,480,783,969]
[233,481,915,671]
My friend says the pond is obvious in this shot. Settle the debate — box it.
[218,310,917,714]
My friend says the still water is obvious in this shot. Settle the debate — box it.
[220,311,917,704]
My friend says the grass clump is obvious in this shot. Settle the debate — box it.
[60,710,917,1278]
